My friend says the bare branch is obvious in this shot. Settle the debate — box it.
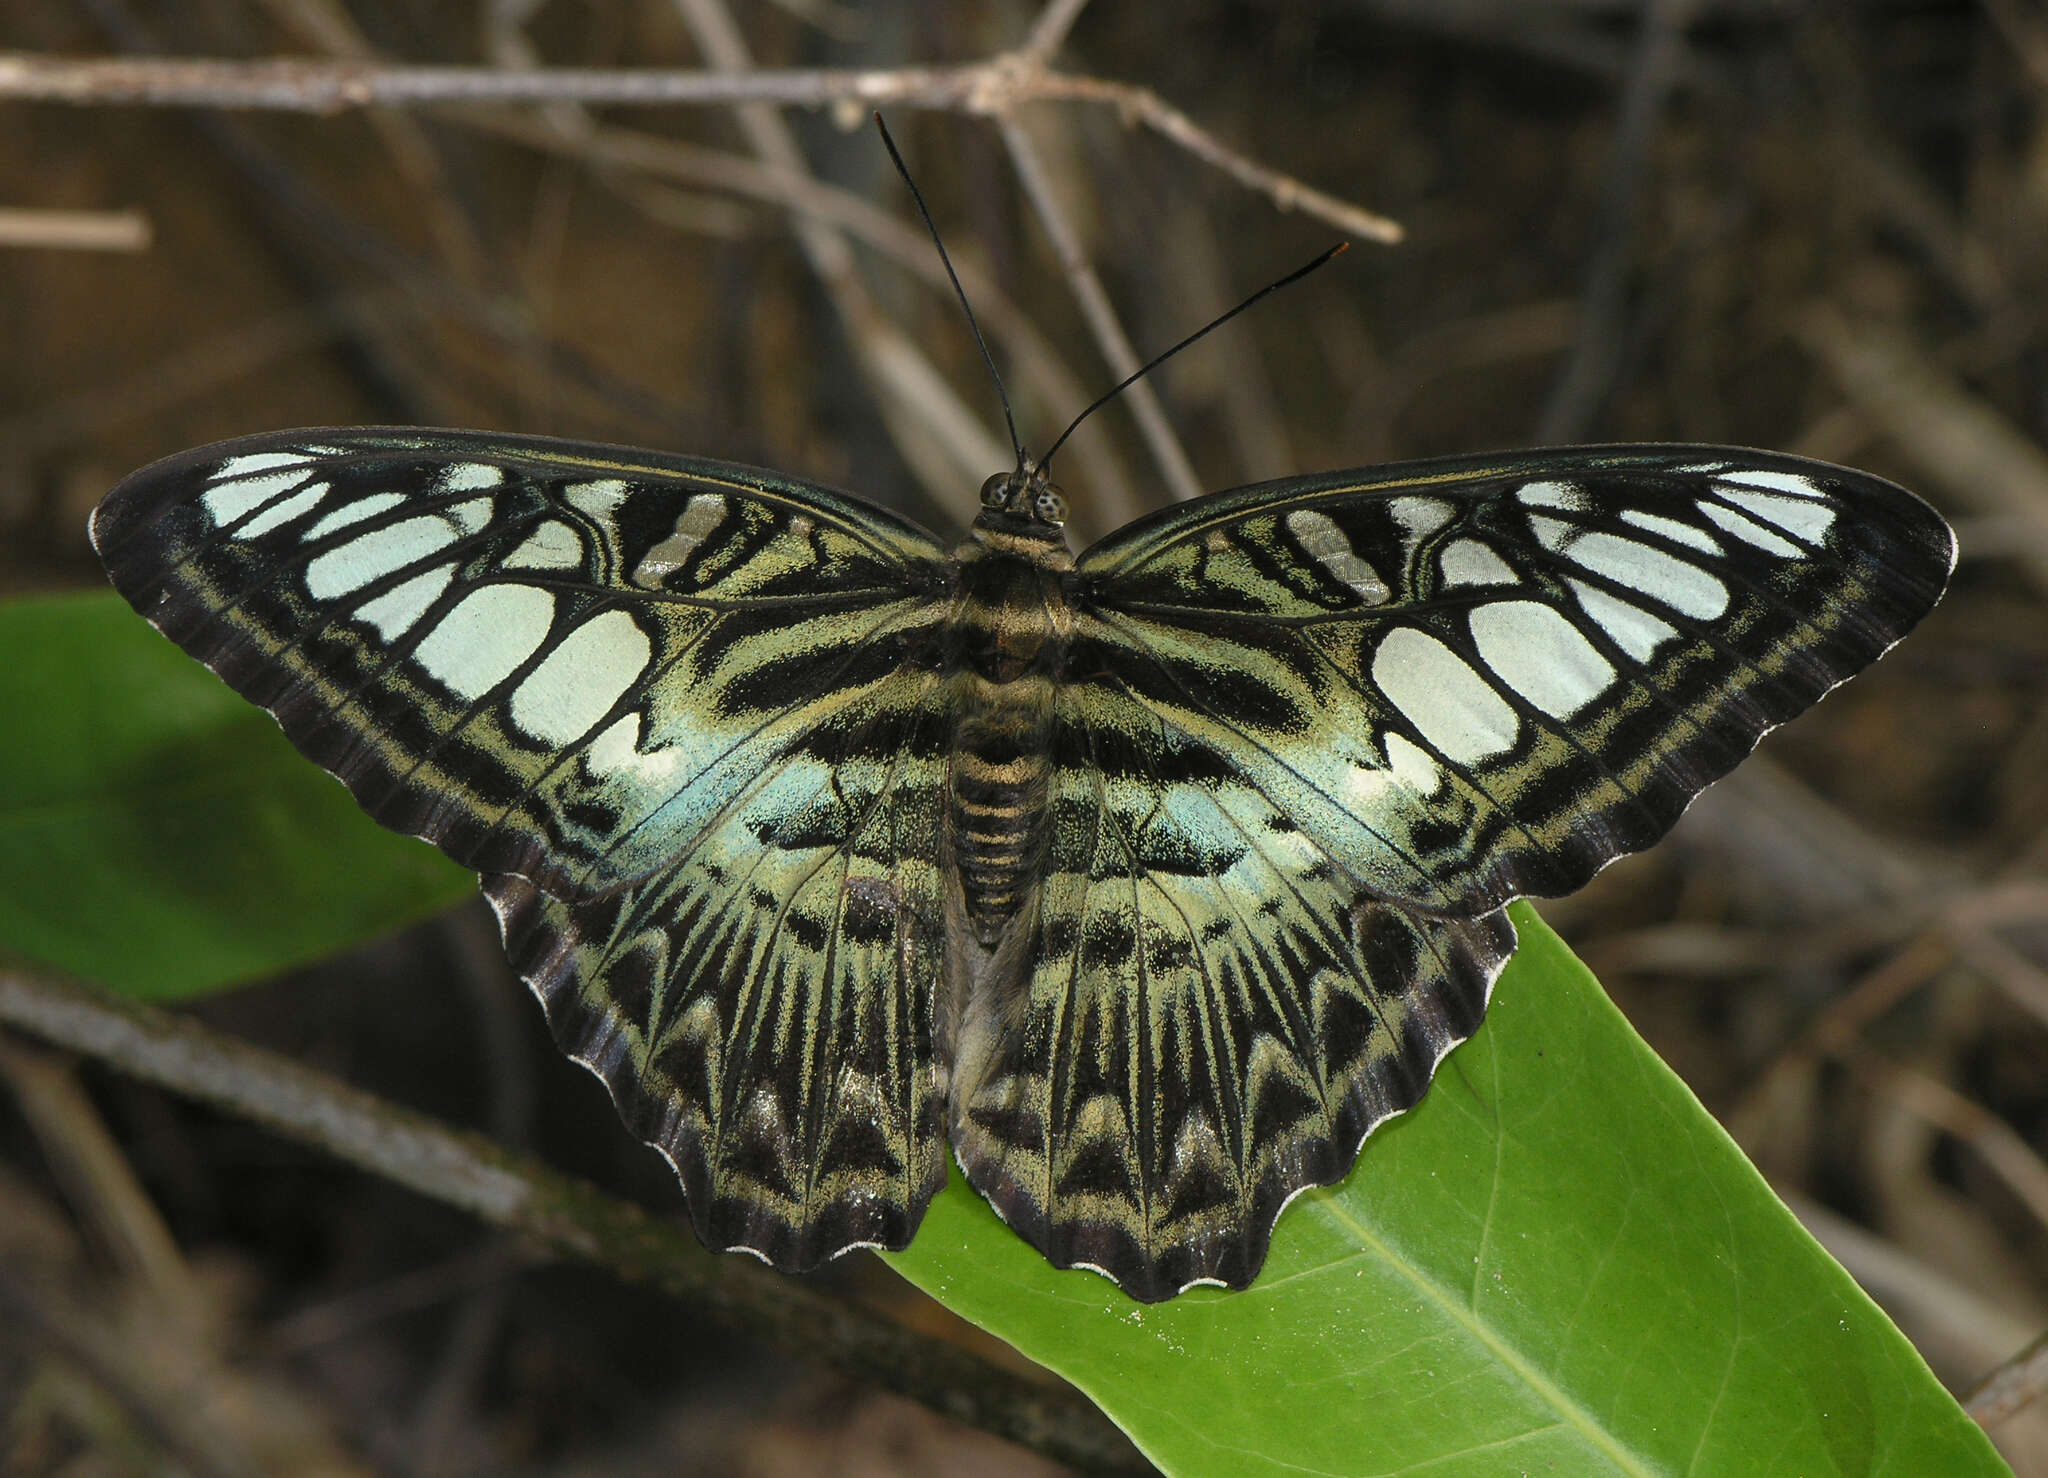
[447,106,1140,528]
[1001,114,1203,501]
[0,205,151,251]
[1537,0,1699,440]
[1843,1047,2048,1238]
[0,50,1401,243]
[1968,1327,2048,1428]
[0,966,1147,1478]
[1022,0,1096,61]
[1795,300,2048,599]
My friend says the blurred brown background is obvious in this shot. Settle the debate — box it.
[1,0,2044,1473]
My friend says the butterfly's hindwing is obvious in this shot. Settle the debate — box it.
[950,677,1516,1299]
[488,655,954,1267]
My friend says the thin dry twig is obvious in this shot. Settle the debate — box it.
[1538,0,1699,441]
[1969,1327,2048,1428]
[0,1273,265,1478]
[1000,112,1202,501]
[1795,300,2048,597]
[0,966,1147,1478]
[0,10,1398,515]
[663,0,1004,516]
[0,1040,208,1331]
[1022,0,1095,60]
[0,205,152,251]
[445,105,1139,527]
[1843,1046,2048,1237]
[0,50,1402,242]
[1951,927,2048,1031]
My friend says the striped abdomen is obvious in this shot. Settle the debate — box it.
[945,530,1071,945]
[951,672,1056,940]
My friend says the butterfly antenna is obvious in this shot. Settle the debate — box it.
[875,113,1029,472]
[1038,241,1350,478]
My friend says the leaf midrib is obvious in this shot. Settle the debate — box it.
[1313,1195,1666,1478]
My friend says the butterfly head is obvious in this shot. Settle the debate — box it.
[976,467,1068,535]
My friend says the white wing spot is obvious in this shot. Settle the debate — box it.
[1620,509,1720,554]
[305,491,404,541]
[439,463,505,492]
[1389,496,1454,543]
[509,609,653,745]
[504,520,585,571]
[305,516,459,600]
[1372,627,1519,766]
[202,467,312,528]
[411,584,556,701]
[632,494,729,588]
[1470,600,1617,719]
[1700,501,1801,557]
[352,563,455,640]
[564,478,632,524]
[1516,480,1588,511]
[447,498,493,536]
[1557,530,1729,618]
[1384,731,1444,796]
[1715,468,1828,498]
[215,450,313,480]
[585,708,647,777]
[1529,514,1578,553]
[1569,579,1678,663]
[1286,508,1389,605]
[237,483,328,538]
[1439,539,1517,588]
[1721,489,1835,545]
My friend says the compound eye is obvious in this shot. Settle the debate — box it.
[980,473,1013,509]
[1034,489,1068,525]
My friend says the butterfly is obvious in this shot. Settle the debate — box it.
[91,427,1953,1301]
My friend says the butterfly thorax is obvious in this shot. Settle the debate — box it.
[944,499,1075,945]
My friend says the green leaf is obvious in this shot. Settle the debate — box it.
[0,591,472,1000]
[886,903,2007,1478]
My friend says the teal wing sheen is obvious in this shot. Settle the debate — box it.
[91,428,957,1268]
[949,678,1514,1299]
[487,656,953,1267]
[952,446,1953,1299]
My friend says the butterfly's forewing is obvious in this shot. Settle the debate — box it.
[1075,447,1953,917]
[93,428,959,1267]
[951,447,1952,1298]
[92,430,953,897]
